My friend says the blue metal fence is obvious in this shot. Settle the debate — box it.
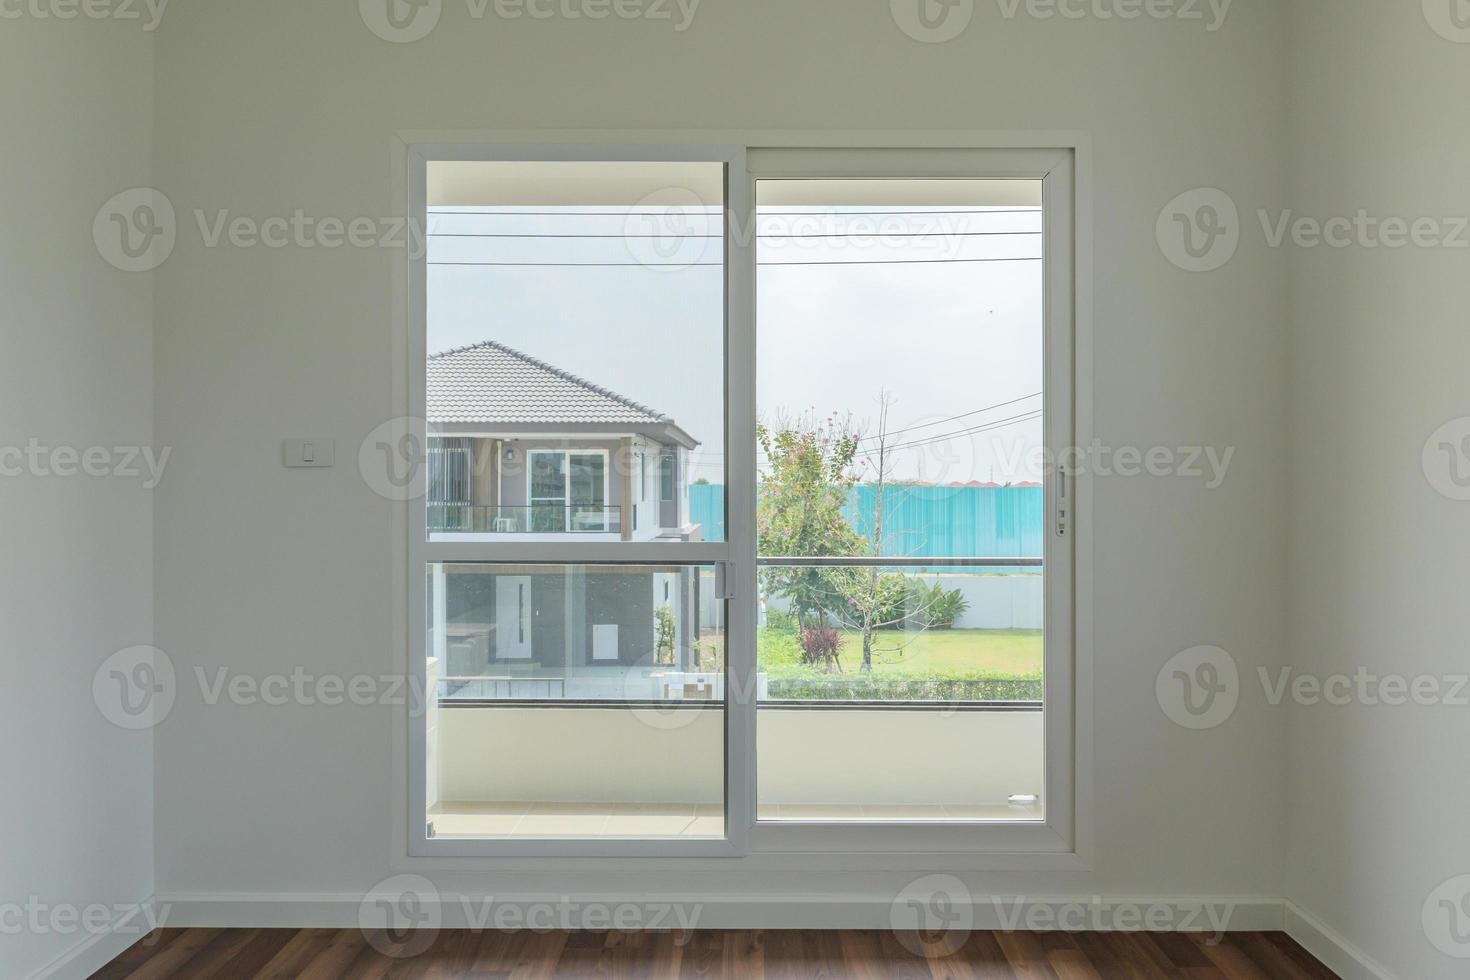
[689,483,1043,569]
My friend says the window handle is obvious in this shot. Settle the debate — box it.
[714,561,736,601]
[1056,467,1068,537]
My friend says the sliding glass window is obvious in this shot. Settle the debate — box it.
[413,158,732,850]
[407,143,1077,858]
[753,176,1049,823]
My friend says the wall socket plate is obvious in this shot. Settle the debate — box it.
[282,438,335,468]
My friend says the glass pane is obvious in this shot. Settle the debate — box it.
[427,563,726,839]
[424,160,724,544]
[569,453,609,531]
[754,178,1046,822]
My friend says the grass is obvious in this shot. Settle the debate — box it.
[758,626,1042,680]
[756,626,1044,700]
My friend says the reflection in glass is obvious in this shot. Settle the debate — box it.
[427,563,725,839]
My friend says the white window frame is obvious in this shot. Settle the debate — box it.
[397,134,1091,870]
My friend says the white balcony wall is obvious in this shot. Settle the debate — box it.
[437,707,1041,806]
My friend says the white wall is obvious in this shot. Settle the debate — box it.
[150,0,1290,911]
[1283,3,1470,977]
[0,17,155,980]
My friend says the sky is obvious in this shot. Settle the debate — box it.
[426,200,1045,486]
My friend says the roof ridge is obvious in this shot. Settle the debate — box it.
[429,338,673,422]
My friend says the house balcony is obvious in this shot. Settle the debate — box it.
[428,503,622,535]
[426,663,1044,838]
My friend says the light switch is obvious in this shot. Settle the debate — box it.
[283,438,335,468]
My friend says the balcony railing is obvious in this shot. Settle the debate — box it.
[428,503,622,534]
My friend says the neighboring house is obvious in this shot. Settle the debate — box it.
[426,339,702,542]
[425,340,709,691]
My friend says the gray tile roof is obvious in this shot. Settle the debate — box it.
[427,339,676,428]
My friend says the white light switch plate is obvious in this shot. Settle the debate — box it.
[283,438,335,468]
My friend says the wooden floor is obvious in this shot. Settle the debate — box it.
[92,928,1339,978]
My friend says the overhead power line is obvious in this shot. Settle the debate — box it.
[877,410,1044,453]
[854,392,1043,445]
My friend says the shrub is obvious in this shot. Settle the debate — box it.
[655,605,676,664]
[905,579,969,629]
[765,607,797,633]
[797,624,844,670]
[766,673,1041,703]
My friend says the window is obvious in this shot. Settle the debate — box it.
[407,143,1078,859]
[754,175,1049,822]
[427,437,471,506]
[525,450,610,532]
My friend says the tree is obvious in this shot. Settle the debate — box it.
[757,402,954,673]
[756,413,865,638]
[654,605,676,665]
[826,390,954,671]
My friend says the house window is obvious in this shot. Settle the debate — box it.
[408,145,1078,860]
[526,450,609,532]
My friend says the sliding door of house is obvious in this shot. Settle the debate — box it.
[742,148,1075,854]
[407,142,1077,859]
[408,152,743,856]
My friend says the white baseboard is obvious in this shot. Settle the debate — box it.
[22,898,158,980]
[155,891,1283,932]
[1284,902,1396,980]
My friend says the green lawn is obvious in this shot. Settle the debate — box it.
[759,626,1041,677]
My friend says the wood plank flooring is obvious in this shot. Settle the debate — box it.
[91,928,1340,978]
